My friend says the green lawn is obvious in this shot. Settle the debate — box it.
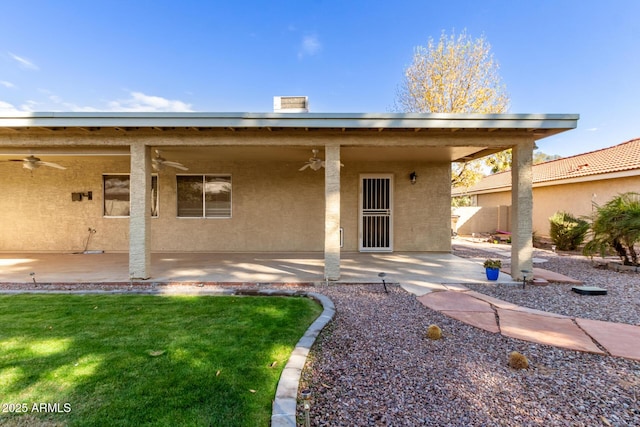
[0,294,322,426]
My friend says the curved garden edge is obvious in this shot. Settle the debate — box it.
[269,291,335,427]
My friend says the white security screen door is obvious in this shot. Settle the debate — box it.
[359,174,393,252]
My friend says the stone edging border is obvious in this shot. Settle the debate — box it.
[269,292,335,427]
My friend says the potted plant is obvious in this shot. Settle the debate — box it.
[483,259,502,280]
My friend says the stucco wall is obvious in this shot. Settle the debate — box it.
[0,157,130,252]
[531,176,639,236]
[0,157,451,253]
[477,191,511,207]
[472,176,640,236]
[341,161,451,252]
[454,205,510,235]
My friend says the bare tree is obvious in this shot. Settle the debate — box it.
[394,30,510,189]
[395,30,509,114]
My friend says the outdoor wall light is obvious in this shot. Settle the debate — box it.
[409,171,417,185]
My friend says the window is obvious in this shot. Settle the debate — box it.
[177,175,231,218]
[103,175,158,217]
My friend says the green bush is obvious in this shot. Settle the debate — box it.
[583,192,640,265]
[549,211,589,251]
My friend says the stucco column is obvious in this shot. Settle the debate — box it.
[324,144,341,280]
[510,140,534,280]
[129,143,151,279]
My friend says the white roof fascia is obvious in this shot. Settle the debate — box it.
[0,112,579,132]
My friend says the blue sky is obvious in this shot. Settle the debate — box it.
[1,0,638,157]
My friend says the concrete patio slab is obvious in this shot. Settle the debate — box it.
[497,308,604,354]
[575,318,640,361]
[0,251,518,286]
[400,281,447,296]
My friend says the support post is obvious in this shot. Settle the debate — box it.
[129,144,151,279]
[324,144,341,281]
[510,140,534,280]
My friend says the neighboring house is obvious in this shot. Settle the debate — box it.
[453,138,640,237]
[0,102,577,280]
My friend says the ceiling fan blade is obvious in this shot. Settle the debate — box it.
[162,161,188,170]
[37,161,66,170]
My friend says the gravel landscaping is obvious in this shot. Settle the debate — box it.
[299,245,640,426]
[456,243,640,326]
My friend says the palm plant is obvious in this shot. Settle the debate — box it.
[583,192,640,265]
[549,211,590,251]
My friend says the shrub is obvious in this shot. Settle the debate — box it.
[549,211,589,251]
[583,192,640,265]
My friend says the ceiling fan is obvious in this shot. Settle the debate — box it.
[152,150,188,171]
[299,149,344,171]
[299,149,325,171]
[9,155,66,171]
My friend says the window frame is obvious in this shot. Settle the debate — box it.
[176,174,232,219]
[103,174,159,218]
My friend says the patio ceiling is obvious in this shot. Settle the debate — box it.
[0,145,495,164]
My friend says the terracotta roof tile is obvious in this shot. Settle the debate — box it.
[455,138,640,194]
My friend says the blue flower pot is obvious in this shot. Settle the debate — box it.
[485,268,500,281]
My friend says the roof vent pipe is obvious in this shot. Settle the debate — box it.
[273,96,309,113]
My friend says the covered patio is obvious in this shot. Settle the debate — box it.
[0,112,578,282]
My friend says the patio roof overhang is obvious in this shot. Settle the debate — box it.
[0,111,579,281]
[0,112,579,163]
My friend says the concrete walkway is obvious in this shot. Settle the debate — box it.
[415,286,640,361]
[404,239,640,362]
